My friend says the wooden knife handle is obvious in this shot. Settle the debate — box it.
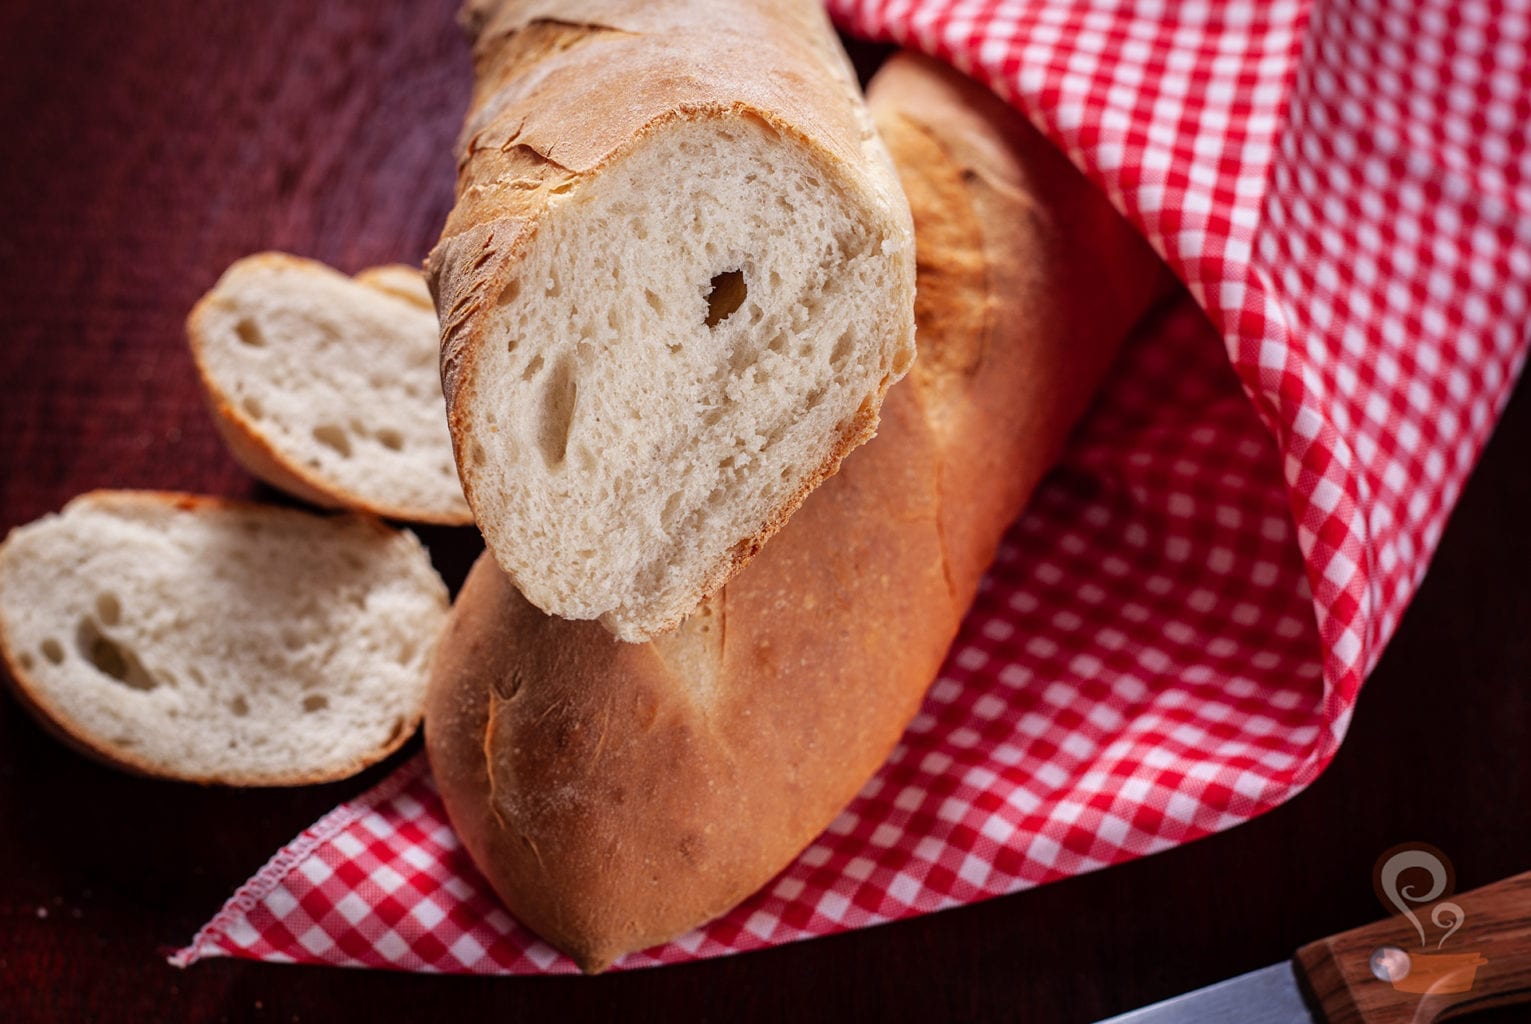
[1296,870,1531,1023]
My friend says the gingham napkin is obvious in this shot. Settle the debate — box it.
[173,0,1530,973]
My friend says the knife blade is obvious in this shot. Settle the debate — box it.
[1094,869,1531,1024]
[1098,963,1314,1023]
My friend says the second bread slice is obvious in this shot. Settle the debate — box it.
[188,253,472,525]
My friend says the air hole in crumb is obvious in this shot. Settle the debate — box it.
[242,395,264,419]
[376,428,404,451]
[234,318,265,347]
[385,717,406,746]
[535,354,577,469]
[498,279,521,306]
[76,621,157,691]
[470,441,487,468]
[704,270,747,328]
[96,593,122,626]
[892,346,914,376]
[230,695,250,717]
[313,424,352,458]
[18,652,35,671]
[549,181,574,195]
[831,329,855,368]
[398,640,417,664]
[302,695,329,713]
[645,289,664,315]
[662,490,685,526]
[522,354,545,381]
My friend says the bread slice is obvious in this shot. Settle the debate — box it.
[0,491,450,785]
[429,1,916,642]
[188,253,472,525]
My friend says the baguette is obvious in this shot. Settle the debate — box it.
[0,491,449,785]
[425,53,1177,971]
[428,0,916,642]
[188,254,472,526]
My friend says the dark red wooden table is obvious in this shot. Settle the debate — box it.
[2,4,1527,1021]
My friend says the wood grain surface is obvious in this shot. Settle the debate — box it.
[1,4,1527,1022]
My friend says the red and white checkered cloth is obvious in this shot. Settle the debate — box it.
[173,0,1531,973]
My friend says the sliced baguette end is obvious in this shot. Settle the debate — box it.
[440,108,914,642]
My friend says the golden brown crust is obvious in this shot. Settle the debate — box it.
[186,253,474,526]
[875,58,1178,605]
[430,382,948,969]
[428,0,912,638]
[425,52,1179,971]
[354,264,435,310]
[0,491,421,786]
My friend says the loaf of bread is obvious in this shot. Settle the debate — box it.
[428,0,916,642]
[425,53,1177,972]
[0,491,449,785]
[188,254,472,526]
